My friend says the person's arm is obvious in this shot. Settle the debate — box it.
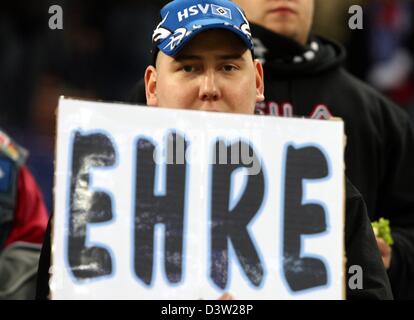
[376,98,414,299]
[345,179,393,300]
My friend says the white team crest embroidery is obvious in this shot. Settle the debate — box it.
[152,12,172,43]
[164,27,188,51]
[237,8,252,38]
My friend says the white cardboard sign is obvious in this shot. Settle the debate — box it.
[52,98,345,300]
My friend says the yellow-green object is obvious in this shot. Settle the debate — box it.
[372,218,394,246]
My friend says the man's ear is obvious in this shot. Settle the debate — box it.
[254,60,265,103]
[145,65,158,106]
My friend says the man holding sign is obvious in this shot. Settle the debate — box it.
[144,0,391,300]
[37,0,392,300]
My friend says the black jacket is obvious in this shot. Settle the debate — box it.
[345,180,392,299]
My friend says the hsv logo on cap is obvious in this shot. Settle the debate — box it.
[152,0,253,57]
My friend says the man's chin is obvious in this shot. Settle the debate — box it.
[202,108,225,113]
[264,21,298,39]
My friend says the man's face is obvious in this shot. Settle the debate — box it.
[233,0,314,45]
[145,29,264,114]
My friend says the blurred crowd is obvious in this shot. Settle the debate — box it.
[1,0,166,212]
[315,0,414,118]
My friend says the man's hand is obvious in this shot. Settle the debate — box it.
[376,237,392,270]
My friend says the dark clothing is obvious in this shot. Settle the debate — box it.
[251,24,414,299]
[407,102,414,124]
[345,180,392,299]
[35,217,51,300]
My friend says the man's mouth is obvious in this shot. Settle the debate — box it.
[268,6,297,15]
[197,104,223,113]
[203,108,222,113]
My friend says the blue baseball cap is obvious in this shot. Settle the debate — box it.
[152,0,254,58]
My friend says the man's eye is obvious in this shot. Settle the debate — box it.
[182,66,196,73]
[222,65,238,72]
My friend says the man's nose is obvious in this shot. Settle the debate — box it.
[199,70,220,101]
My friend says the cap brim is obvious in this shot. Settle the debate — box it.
[158,18,253,57]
